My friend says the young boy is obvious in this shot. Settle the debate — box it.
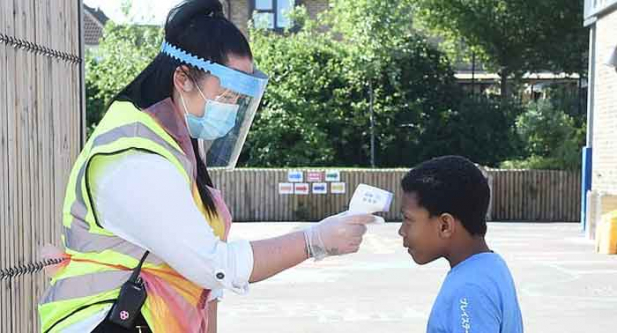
[398,155,523,332]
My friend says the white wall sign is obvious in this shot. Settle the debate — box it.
[331,182,346,194]
[312,183,328,194]
[288,170,304,183]
[294,183,310,195]
[325,170,341,182]
[279,183,294,195]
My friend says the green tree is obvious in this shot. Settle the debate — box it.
[501,100,585,170]
[323,0,416,79]
[85,22,162,135]
[322,0,419,167]
[448,97,524,166]
[244,2,519,167]
[242,23,346,167]
[86,0,528,168]
[414,0,588,98]
[85,56,106,136]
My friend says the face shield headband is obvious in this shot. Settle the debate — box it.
[160,41,268,98]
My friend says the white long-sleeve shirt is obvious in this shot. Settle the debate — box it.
[61,151,254,332]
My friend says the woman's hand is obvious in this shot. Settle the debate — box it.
[248,213,375,283]
[304,213,375,260]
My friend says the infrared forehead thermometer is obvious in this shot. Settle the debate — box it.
[348,184,393,223]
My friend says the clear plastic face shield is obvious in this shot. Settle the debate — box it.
[161,41,268,169]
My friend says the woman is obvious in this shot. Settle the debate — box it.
[38,1,374,332]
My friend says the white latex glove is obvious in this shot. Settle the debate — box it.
[303,212,376,261]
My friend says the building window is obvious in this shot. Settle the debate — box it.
[252,0,296,30]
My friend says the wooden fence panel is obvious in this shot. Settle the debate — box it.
[210,169,581,223]
[0,1,83,331]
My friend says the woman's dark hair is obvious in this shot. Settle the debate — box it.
[111,0,252,216]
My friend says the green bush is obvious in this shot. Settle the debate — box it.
[500,100,585,170]
[449,97,524,167]
[243,25,473,167]
[240,27,346,167]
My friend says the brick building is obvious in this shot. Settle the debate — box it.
[582,0,617,237]
[224,0,328,35]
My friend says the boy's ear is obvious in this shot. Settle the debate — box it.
[437,213,456,239]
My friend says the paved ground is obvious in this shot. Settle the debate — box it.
[218,223,617,333]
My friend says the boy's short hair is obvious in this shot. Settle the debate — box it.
[401,155,490,236]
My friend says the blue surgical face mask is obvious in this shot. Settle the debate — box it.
[180,83,239,140]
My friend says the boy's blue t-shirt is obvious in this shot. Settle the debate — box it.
[427,252,523,333]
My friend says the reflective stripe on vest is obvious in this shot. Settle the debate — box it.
[67,121,194,231]
[41,270,131,304]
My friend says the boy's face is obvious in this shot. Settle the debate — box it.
[398,192,446,265]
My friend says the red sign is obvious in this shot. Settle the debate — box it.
[294,183,310,195]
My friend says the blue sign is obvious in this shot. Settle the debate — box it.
[312,183,328,194]
[288,171,304,183]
